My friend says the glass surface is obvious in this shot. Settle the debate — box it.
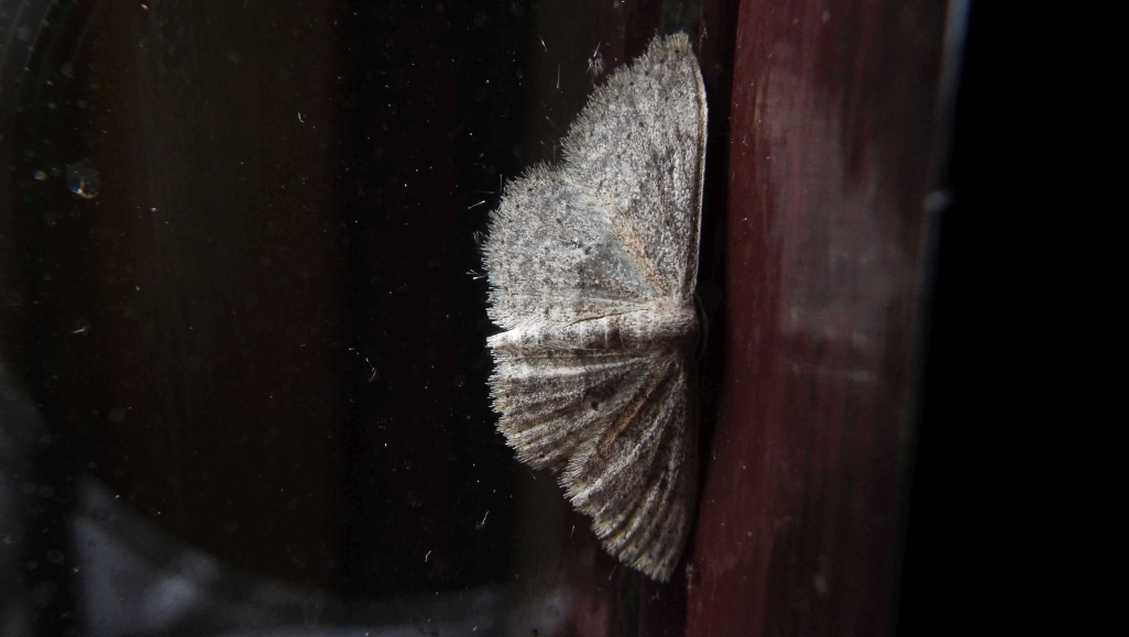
[5,0,958,634]
[2,1,709,635]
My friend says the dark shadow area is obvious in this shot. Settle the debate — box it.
[896,1,984,634]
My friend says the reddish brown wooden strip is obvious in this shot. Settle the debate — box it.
[688,1,952,635]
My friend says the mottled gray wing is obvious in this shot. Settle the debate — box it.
[487,328,696,581]
[483,33,707,330]
[562,32,707,303]
[483,167,659,330]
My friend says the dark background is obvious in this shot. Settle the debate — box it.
[1,1,729,634]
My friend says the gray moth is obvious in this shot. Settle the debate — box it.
[482,32,706,582]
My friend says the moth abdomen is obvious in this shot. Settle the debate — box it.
[600,302,697,349]
[486,302,696,355]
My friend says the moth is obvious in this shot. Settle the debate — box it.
[482,33,706,581]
